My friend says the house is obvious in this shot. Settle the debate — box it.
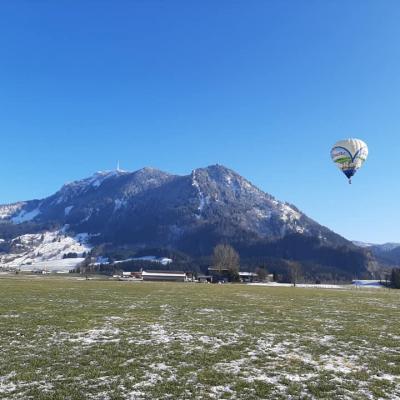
[197,274,212,283]
[208,268,271,283]
[238,272,258,283]
[119,271,143,281]
[142,270,187,282]
[208,268,231,283]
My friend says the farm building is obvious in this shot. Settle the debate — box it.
[207,268,272,283]
[208,268,260,283]
[117,272,143,281]
[122,271,142,279]
[142,270,187,282]
[238,272,258,282]
[197,274,212,283]
[207,267,231,283]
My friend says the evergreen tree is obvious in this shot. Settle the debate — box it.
[391,268,400,289]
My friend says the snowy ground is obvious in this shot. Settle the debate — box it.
[247,282,347,289]
[0,279,399,399]
[18,258,86,273]
[247,282,385,289]
[0,231,91,271]
[114,256,173,266]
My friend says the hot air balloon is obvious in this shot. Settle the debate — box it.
[330,138,368,184]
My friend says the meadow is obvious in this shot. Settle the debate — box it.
[0,276,399,399]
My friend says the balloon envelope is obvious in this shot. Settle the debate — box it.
[331,138,368,180]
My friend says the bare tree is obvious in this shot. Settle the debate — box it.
[212,244,240,278]
[288,261,302,287]
[256,266,268,282]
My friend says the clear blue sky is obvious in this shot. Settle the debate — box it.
[1,1,399,243]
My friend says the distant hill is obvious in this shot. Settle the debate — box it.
[353,241,400,266]
[0,165,378,280]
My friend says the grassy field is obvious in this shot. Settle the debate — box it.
[0,277,399,399]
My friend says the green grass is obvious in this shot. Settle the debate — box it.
[0,276,399,399]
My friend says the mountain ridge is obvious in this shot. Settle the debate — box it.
[0,164,379,279]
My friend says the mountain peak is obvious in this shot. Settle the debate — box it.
[197,164,236,174]
[135,166,167,175]
[132,167,173,182]
[192,164,246,185]
[62,169,129,190]
[138,166,157,172]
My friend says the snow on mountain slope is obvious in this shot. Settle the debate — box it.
[191,169,209,219]
[0,231,91,270]
[114,256,173,265]
[352,241,374,248]
[64,206,74,216]
[81,169,131,189]
[0,203,25,220]
[19,258,86,273]
[11,207,41,224]
[54,169,130,205]
[190,165,309,238]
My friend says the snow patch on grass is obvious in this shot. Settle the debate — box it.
[0,372,17,394]
[57,325,121,346]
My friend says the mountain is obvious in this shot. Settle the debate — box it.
[0,165,375,280]
[353,241,400,266]
[353,241,400,251]
[352,241,375,248]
